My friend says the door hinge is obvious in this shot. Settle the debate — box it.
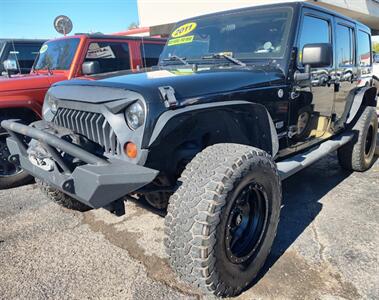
[159,86,178,108]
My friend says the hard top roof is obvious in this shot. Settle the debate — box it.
[0,38,47,43]
[64,33,166,42]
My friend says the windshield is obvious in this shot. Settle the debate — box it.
[160,7,293,64]
[34,38,80,70]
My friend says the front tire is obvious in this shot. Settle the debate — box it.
[0,129,33,189]
[36,179,91,212]
[164,144,281,297]
[338,106,378,171]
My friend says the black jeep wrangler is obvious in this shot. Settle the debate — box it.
[2,2,378,297]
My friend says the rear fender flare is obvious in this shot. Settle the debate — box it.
[346,86,377,124]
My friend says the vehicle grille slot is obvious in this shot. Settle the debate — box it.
[54,108,120,155]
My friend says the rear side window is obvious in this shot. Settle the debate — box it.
[85,42,131,73]
[140,43,164,67]
[7,43,42,73]
[335,24,354,67]
[298,15,330,65]
[357,30,371,66]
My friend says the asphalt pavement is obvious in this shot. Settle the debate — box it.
[0,152,378,299]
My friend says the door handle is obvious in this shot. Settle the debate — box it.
[334,82,340,92]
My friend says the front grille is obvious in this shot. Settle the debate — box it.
[54,108,120,155]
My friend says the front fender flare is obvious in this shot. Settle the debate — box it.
[148,100,279,157]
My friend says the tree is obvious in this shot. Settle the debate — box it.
[128,22,139,30]
[373,42,379,53]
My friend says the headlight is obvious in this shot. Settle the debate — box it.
[125,101,145,130]
[42,93,58,121]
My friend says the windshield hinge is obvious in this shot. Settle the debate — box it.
[159,86,178,108]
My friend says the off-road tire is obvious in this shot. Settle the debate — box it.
[164,143,281,297]
[338,106,378,171]
[0,129,33,189]
[36,178,91,212]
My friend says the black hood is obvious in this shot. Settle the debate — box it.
[52,67,286,105]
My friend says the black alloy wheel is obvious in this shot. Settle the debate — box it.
[225,181,268,265]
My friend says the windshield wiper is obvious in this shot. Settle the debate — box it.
[162,55,189,65]
[46,64,53,75]
[202,53,246,67]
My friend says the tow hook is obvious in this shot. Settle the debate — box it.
[28,154,55,171]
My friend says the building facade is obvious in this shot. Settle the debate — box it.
[137,0,379,35]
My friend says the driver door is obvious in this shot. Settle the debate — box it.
[290,9,335,148]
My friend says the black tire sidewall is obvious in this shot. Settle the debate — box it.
[214,159,281,289]
[338,106,378,171]
[0,128,32,189]
[359,110,377,168]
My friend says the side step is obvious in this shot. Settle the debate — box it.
[277,133,354,181]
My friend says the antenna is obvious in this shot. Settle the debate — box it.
[53,15,73,36]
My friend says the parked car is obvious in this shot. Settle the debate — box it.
[0,39,46,76]
[0,34,165,188]
[2,2,378,297]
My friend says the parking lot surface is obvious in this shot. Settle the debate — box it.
[0,152,378,300]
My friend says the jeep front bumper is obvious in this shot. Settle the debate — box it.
[1,120,158,209]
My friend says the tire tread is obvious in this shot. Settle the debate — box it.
[164,143,281,297]
[36,178,90,211]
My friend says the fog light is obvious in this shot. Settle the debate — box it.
[124,142,137,158]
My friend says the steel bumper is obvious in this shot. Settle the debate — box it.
[1,120,158,208]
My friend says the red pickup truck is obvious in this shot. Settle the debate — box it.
[0,34,166,188]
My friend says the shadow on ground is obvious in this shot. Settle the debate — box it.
[252,153,353,285]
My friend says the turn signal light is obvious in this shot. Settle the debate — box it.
[124,142,138,158]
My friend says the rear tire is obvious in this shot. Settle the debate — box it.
[36,178,91,212]
[0,129,33,189]
[164,143,281,297]
[338,106,378,171]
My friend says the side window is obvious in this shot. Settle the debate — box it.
[7,43,42,72]
[357,30,371,67]
[298,15,330,65]
[140,43,164,67]
[335,24,354,67]
[85,42,131,74]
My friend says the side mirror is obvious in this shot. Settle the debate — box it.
[3,59,18,72]
[302,43,332,68]
[82,61,101,75]
[295,43,333,83]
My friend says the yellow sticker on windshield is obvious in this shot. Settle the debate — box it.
[39,44,48,53]
[171,22,197,38]
[167,35,194,46]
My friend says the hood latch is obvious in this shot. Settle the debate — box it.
[159,86,177,108]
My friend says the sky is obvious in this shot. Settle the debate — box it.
[0,0,139,39]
